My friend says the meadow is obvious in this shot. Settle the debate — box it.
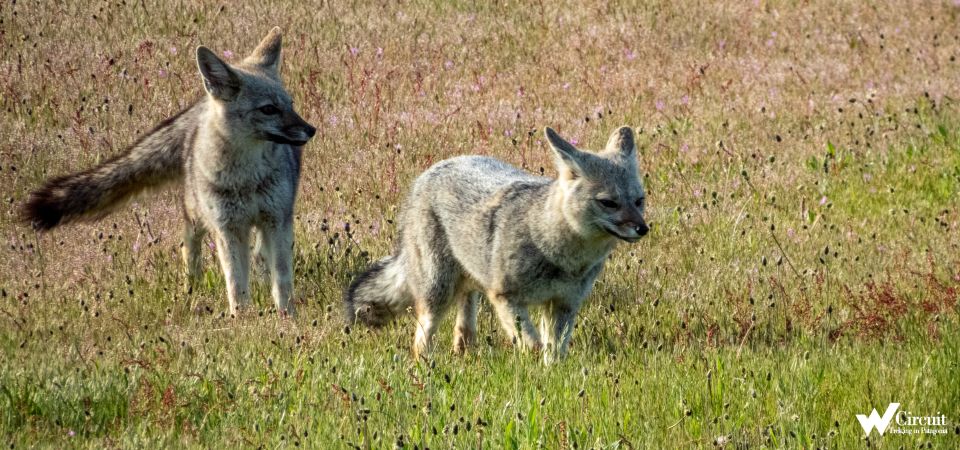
[1,1,959,448]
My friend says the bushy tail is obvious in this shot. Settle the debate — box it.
[344,255,412,327]
[22,100,203,230]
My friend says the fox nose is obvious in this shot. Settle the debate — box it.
[304,124,317,138]
[627,219,650,237]
[634,221,649,237]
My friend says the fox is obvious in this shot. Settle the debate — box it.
[345,126,648,363]
[21,27,316,316]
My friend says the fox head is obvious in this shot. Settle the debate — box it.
[545,126,648,243]
[195,27,316,146]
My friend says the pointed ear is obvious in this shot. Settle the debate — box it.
[545,127,585,180]
[196,46,241,100]
[245,26,283,75]
[605,126,636,158]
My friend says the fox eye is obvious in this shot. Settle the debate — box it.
[634,197,645,208]
[258,105,281,115]
[597,199,620,209]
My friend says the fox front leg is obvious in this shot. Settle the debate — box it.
[489,292,542,352]
[257,222,295,317]
[541,300,580,364]
[213,227,252,315]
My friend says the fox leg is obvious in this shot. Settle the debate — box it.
[452,291,480,355]
[412,300,436,361]
[213,227,252,315]
[250,229,268,281]
[181,219,206,293]
[540,300,580,364]
[410,274,458,359]
[405,205,458,360]
[258,222,295,316]
[412,270,456,359]
[412,294,456,360]
[489,292,542,352]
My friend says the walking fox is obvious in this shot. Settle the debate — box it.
[345,126,648,362]
[22,28,315,316]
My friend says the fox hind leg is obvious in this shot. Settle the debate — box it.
[412,301,436,361]
[412,293,456,360]
[452,290,480,355]
[251,229,268,282]
[410,272,459,360]
[405,207,459,360]
[182,219,206,294]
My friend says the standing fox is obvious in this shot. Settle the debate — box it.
[22,28,315,316]
[345,126,648,362]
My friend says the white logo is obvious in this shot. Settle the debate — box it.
[857,403,950,436]
[857,403,900,436]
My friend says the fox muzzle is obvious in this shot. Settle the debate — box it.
[604,219,648,243]
[268,115,316,146]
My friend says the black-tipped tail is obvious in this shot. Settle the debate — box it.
[344,256,410,327]
[21,100,201,231]
[22,183,69,230]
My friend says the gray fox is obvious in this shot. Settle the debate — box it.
[346,126,648,362]
[22,27,315,316]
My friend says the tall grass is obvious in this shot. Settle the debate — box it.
[1,1,958,448]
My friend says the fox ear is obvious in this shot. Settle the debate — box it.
[197,46,241,100]
[545,127,585,180]
[605,126,636,159]
[246,26,283,75]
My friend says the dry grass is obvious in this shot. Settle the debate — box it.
[2,1,959,448]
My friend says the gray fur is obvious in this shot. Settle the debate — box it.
[346,126,649,363]
[22,101,202,230]
[23,27,315,316]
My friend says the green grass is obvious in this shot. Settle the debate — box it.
[2,0,960,448]
[3,329,957,448]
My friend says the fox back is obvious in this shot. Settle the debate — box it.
[409,126,647,300]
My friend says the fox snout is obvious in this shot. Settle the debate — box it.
[267,113,317,146]
[609,218,648,242]
[289,114,317,140]
[284,118,316,143]
[293,123,316,139]
[604,205,649,242]
[629,220,649,237]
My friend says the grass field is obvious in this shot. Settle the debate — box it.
[2,1,959,448]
